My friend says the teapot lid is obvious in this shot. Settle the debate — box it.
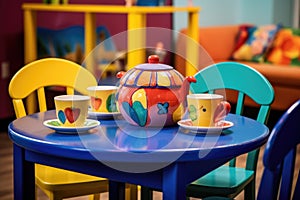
[120,55,184,88]
[135,55,173,71]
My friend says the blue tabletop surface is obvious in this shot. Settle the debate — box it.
[9,110,269,164]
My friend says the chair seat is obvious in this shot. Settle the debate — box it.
[187,165,254,198]
[35,164,108,192]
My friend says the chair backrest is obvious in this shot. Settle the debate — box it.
[9,58,97,118]
[190,61,275,169]
[257,99,300,200]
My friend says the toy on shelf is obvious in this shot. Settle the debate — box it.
[126,0,166,6]
[146,41,167,63]
[37,26,85,64]
[43,0,68,4]
[125,0,137,6]
[37,25,123,79]
[154,41,167,62]
[94,30,122,79]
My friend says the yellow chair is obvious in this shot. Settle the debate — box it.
[8,58,108,200]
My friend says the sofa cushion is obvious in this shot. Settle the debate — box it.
[175,24,300,111]
[232,24,281,62]
[232,24,254,52]
[266,28,300,65]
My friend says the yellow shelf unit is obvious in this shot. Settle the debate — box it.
[23,3,200,74]
[22,3,200,113]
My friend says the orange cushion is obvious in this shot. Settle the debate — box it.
[266,28,300,65]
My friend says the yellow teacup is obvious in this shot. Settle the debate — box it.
[54,95,90,127]
[87,86,118,113]
[187,94,231,127]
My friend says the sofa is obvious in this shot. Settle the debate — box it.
[175,25,300,111]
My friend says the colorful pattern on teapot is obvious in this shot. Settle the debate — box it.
[119,66,184,88]
[118,87,184,127]
[116,55,196,127]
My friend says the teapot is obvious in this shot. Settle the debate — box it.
[116,55,196,127]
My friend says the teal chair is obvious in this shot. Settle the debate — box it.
[186,61,275,200]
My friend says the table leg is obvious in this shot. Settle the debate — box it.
[109,180,125,200]
[162,164,185,200]
[141,186,153,200]
[13,144,35,200]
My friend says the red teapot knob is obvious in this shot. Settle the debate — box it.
[148,55,160,63]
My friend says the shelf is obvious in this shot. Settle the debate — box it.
[22,3,200,13]
[23,3,200,74]
[23,3,200,114]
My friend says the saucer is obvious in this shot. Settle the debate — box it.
[88,111,122,120]
[177,119,234,134]
[43,119,100,134]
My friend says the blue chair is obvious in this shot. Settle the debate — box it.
[205,99,300,200]
[185,62,275,200]
[257,99,300,200]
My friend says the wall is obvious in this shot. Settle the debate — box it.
[0,1,24,119]
[273,0,294,27]
[173,0,294,33]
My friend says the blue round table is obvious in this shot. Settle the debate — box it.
[8,110,269,200]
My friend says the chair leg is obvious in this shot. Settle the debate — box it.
[244,179,255,200]
[89,194,100,200]
[141,186,153,200]
[129,184,138,200]
[49,193,62,200]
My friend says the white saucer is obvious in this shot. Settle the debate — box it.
[177,119,234,134]
[43,119,100,134]
[88,111,122,120]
